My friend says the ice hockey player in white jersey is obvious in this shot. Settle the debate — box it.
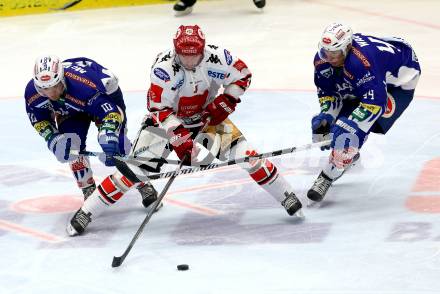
[67,24,302,236]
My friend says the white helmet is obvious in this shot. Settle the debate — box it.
[33,55,64,89]
[318,23,353,60]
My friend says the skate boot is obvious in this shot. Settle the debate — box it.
[281,192,303,216]
[67,209,92,236]
[137,182,163,212]
[81,183,96,201]
[253,0,266,9]
[307,171,333,202]
[173,0,196,16]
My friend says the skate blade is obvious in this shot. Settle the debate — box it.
[294,209,305,218]
[307,199,322,208]
[174,7,193,17]
[152,202,163,213]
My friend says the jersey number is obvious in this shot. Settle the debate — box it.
[368,37,397,54]
[101,103,113,112]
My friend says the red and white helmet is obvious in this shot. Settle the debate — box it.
[173,25,206,55]
[318,23,353,59]
[33,55,64,89]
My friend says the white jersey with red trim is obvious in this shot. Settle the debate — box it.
[147,44,252,128]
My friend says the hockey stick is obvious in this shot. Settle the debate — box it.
[111,119,211,267]
[111,154,187,268]
[80,140,331,171]
[132,140,331,180]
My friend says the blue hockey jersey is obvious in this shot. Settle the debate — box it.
[314,33,421,133]
[24,57,125,141]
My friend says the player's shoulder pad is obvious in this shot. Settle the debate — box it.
[151,49,183,85]
[204,44,235,67]
[24,80,43,106]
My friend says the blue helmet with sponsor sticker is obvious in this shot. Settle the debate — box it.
[33,55,65,89]
[318,23,353,60]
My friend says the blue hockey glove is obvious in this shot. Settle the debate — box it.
[311,113,334,150]
[47,133,80,163]
[330,117,367,150]
[98,132,120,166]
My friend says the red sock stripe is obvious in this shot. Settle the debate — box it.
[249,160,277,185]
[97,176,124,204]
[120,176,134,188]
[98,185,115,204]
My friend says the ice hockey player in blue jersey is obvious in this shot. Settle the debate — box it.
[307,23,421,203]
[24,55,157,203]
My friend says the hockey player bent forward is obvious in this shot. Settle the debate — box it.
[67,25,302,236]
[308,23,421,203]
[25,56,151,203]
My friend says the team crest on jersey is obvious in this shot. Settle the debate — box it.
[224,49,233,65]
[382,93,396,118]
[320,67,333,78]
[154,68,170,82]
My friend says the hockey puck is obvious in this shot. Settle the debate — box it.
[177,264,189,271]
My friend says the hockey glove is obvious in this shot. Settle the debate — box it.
[47,133,80,163]
[205,94,237,126]
[311,113,334,150]
[98,132,120,166]
[168,125,197,162]
[330,117,367,150]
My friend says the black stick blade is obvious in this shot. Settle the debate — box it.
[112,256,123,268]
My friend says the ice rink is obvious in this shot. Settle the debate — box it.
[1,0,440,293]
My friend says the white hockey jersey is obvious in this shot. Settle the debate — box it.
[147,45,252,128]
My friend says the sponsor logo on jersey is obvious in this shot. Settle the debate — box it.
[351,47,371,68]
[356,72,375,87]
[208,44,219,50]
[224,49,233,65]
[33,121,51,132]
[319,96,335,104]
[320,67,333,78]
[172,63,181,76]
[343,68,354,80]
[206,54,222,65]
[27,93,41,105]
[208,70,229,79]
[382,93,396,118]
[359,103,381,114]
[154,68,170,82]
[65,94,86,107]
[171,79,184,91]
[65,71,97,89]
[159,52,172,63]
[319,96,335,112]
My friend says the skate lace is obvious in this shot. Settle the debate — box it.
[282,195,298,209]
[74,211,91,228]
[313,175,332,195]
[139,184,155,200]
